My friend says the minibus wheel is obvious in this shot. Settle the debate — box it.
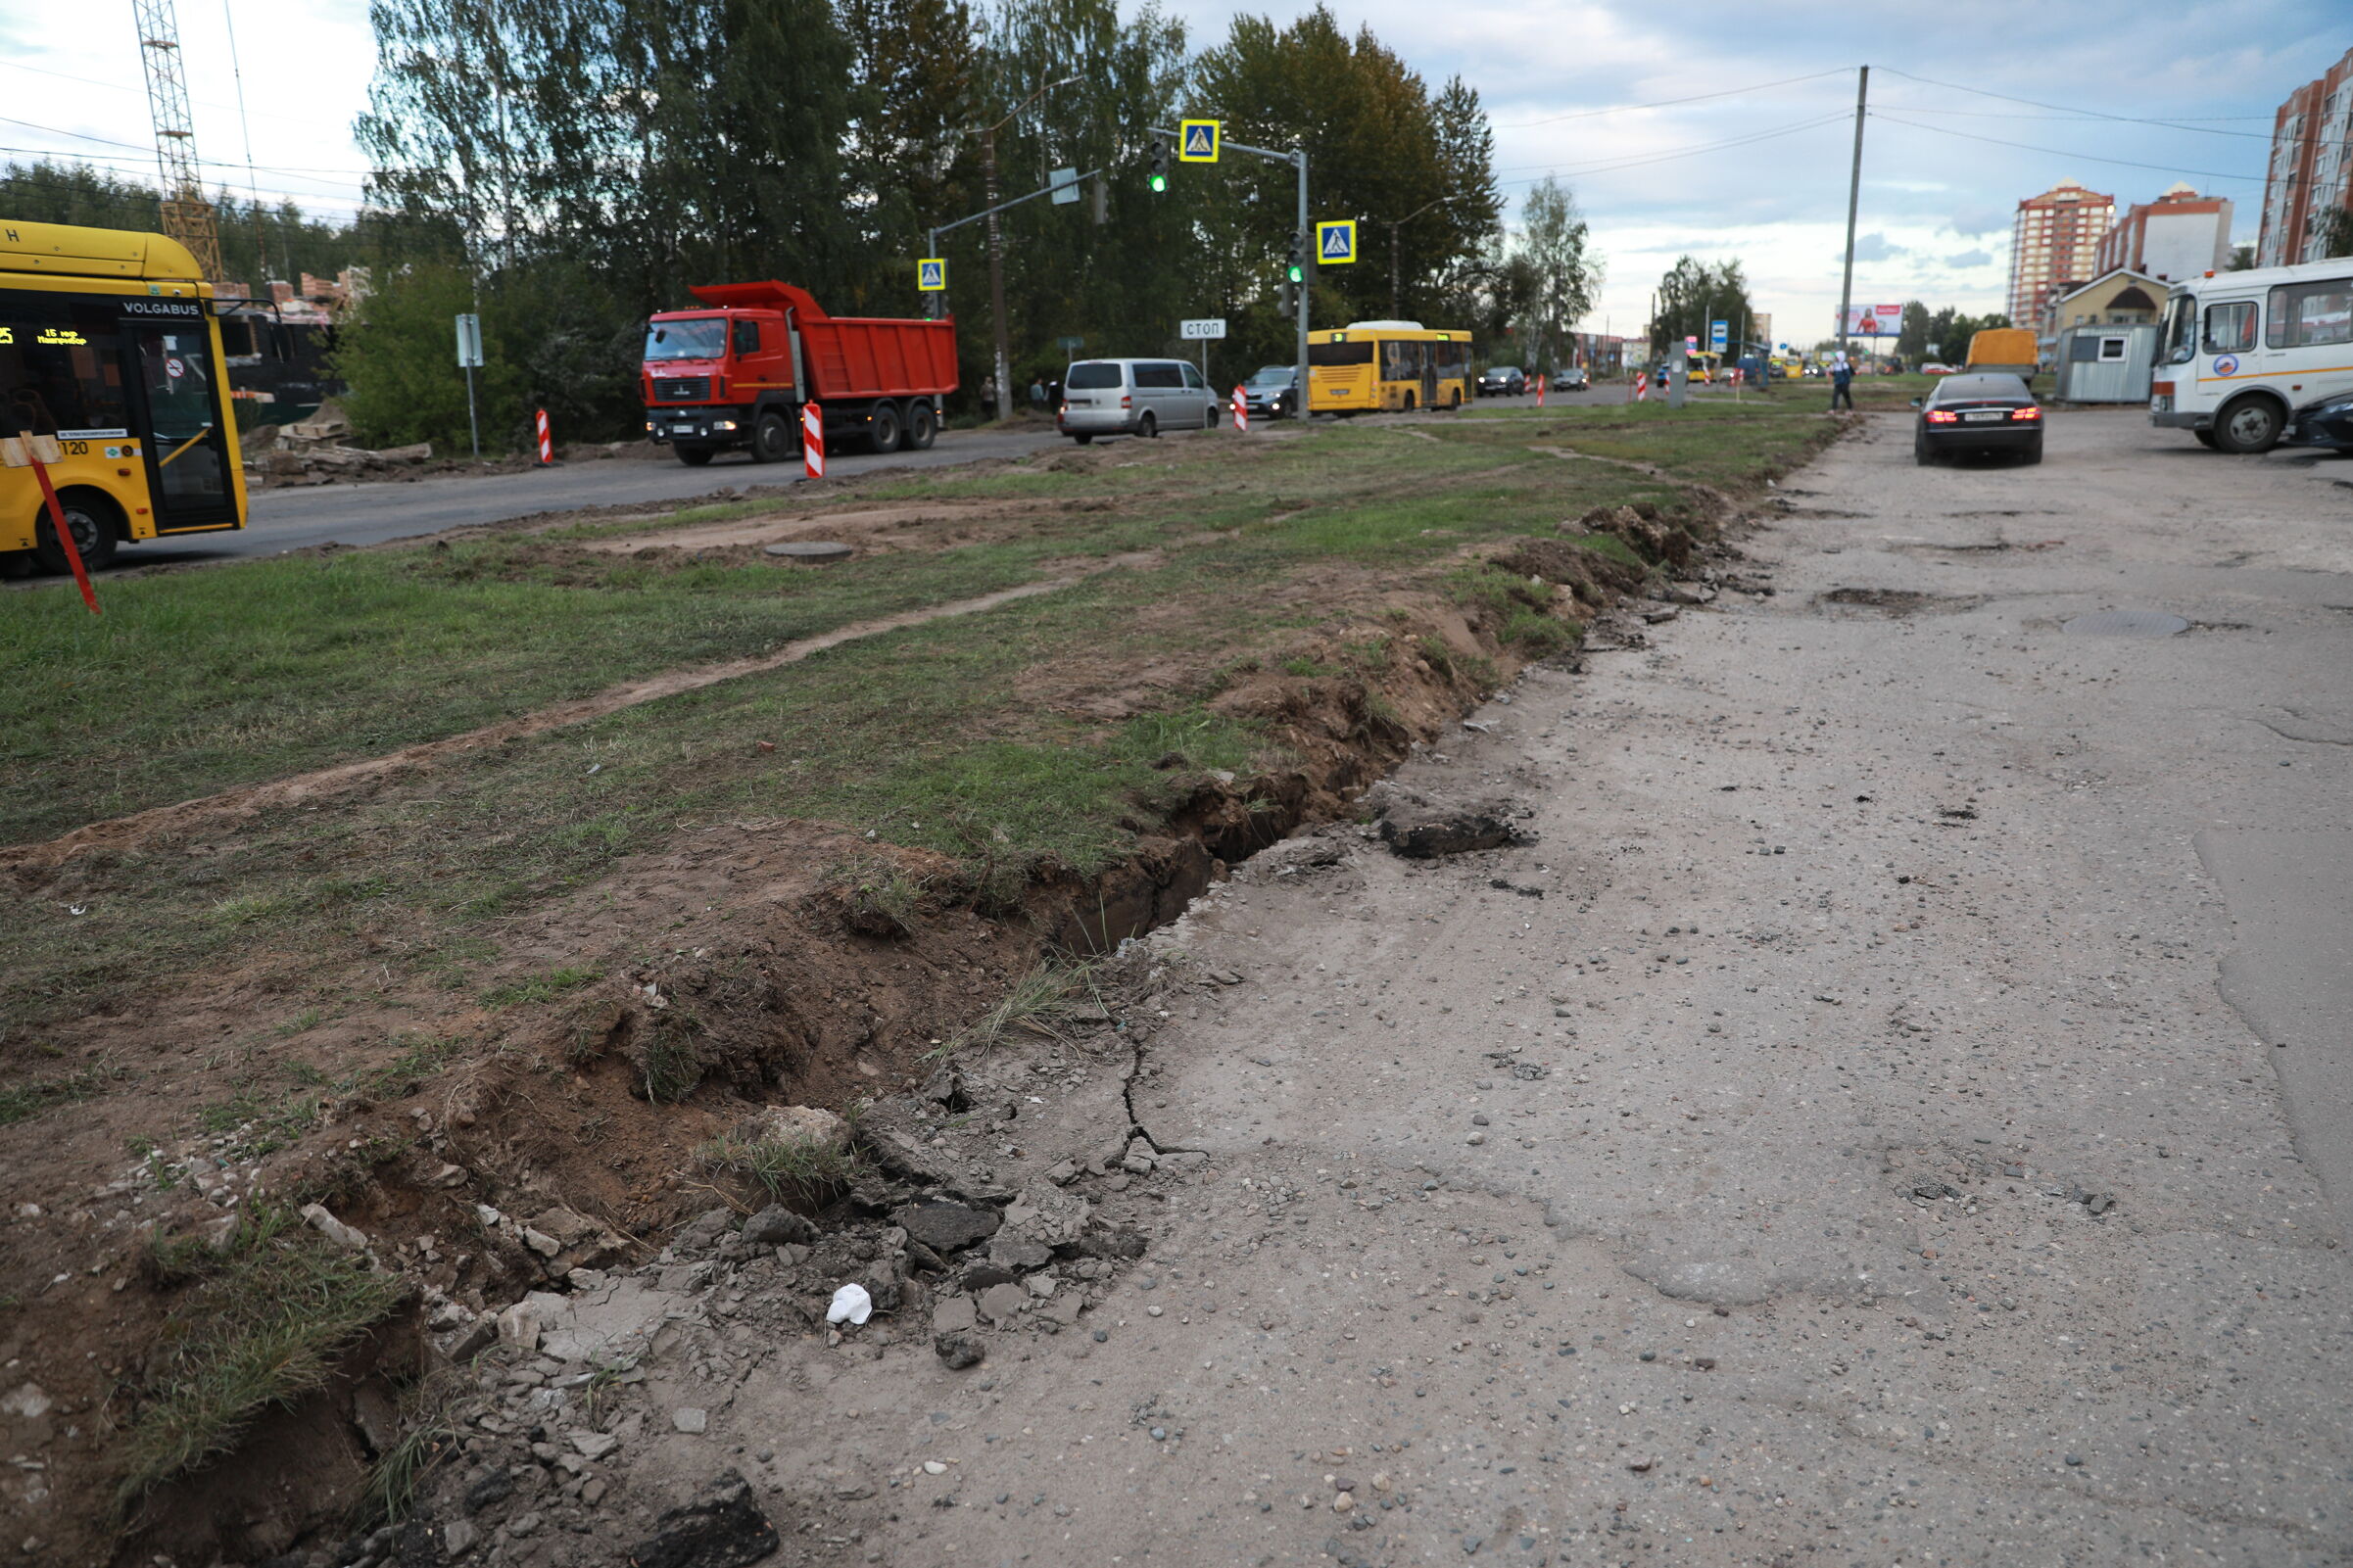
[2213,395,2283,454]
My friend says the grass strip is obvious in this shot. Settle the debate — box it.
[119,1207,408,1515]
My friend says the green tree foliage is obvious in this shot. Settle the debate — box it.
[1649,256,1753,357]
[2311,206,2353,261]
[1512,177,1600,372]
[0,0,1501,448]
[1187,7,1501,370]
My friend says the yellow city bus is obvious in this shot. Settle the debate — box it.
[1307,321,1471,414]
[2,219,245,572]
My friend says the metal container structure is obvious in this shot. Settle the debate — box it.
[2052,323,2158,404]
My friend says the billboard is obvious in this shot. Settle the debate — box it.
[1841,304,1904,336]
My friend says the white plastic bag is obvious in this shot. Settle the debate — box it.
[827,1282,873,1326]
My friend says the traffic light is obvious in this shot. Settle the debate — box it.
[1148,137,1168,193]
[1277,279,1293,315]
[1286,231,1305,284]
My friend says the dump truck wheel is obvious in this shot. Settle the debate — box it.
[867,401,902,454]
[749,412,792,463]
[907,402,936,450]
[676,446,715,467]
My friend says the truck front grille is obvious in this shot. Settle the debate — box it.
[656,377,710,401]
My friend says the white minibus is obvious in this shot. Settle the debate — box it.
[2149,257,2353,451]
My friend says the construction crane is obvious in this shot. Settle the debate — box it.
[132,0,226,282]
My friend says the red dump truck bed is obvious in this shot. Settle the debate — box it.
[642,280,957,463]
[685,281,957,400]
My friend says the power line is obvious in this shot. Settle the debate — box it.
[1492,68,1852,130]
[1496,113,1850,188]
[1868,112,2266,185]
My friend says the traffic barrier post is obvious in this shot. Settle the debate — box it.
[1231,386,1248,433]
[535,408,552,465]
[803,403,826,478]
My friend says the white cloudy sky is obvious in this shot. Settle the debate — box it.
[2,0,2342,343]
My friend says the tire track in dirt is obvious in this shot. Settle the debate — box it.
[1,574,1092,876]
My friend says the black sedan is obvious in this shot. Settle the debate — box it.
[2284,389,2353,451]
[1913,373,2042,465]
[1550,366,1590,393]
[1476,365,1526,398]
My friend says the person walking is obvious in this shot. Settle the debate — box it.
[1830,356,1854,412]
[1029,378,1045,413]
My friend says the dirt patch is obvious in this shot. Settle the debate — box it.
[576,500,1054,557]
[1814,587,1986,616]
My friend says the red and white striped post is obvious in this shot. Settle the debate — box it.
[1634,371,1650,403]
[1536,374,1547,407]
[802,402,825,478]
[534,407,552,465]
[1231,386,1248,433]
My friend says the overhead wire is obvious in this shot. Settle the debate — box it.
[1868,112,2268,185]
[1492,67,1852,129]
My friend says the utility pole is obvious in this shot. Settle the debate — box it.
[976,75,1079,422]
[1152,124,1309,416]
[983,126,1008,419]
[1836,65,1869,362]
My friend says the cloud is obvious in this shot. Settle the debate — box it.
[1943,248,1993,268]
[1946,206,2010,238]
[1847,232,1904,263]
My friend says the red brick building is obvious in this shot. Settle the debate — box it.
[2257,46,2353,267]
[2006,182,2114,328]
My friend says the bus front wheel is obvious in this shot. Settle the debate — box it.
[35,495,117,574]
[2214,395,2283,454]
[2191,428,2218,450]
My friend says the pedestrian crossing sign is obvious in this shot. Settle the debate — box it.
[1179,119,1220,163]
[917,258,946,292]
[1317,220,1357,264]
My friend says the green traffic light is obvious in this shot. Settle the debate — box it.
[1286,263,1303,283]
[1150,173,1167,193]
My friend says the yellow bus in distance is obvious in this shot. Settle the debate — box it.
[1308,321,1471,414]
[2,219,246,573]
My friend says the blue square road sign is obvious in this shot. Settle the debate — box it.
[1316,220,1357,263]
[1179,119,1220,163]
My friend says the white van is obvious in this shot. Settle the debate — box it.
[2150,257,2353,451]
[1056,358,1223,444]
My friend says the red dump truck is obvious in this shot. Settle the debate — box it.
[640,281,958,466]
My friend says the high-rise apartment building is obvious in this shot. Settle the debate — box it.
[2005,181,2114,329]
[2256,46,2353,268]
[2093,183,2233,282]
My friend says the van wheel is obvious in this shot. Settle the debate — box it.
[867,401,902,454]
[2191,428,2218,449]
[750,412,792,463]
[35,495,117,573]
[1203,403,1219,431]
[2214,395,2283,453]
[1073,433,1093,445]
[676,446,715,467]
[1137,412,1158,439]
[907,402,936,450]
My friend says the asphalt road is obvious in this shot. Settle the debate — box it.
[679,407,2351,1565]
[78,425,1065,572]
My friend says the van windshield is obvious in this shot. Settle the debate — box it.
[1067,362,1123,389]
[645,318,728,361]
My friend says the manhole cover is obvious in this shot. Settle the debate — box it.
[2062,610,2187,638]
[763,541,852,563]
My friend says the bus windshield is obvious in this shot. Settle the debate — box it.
[2158,294,2195,364]
[644,318,728,360]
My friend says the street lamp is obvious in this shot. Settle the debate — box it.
[1378,193,1470,320]
[976,73,1080,421]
